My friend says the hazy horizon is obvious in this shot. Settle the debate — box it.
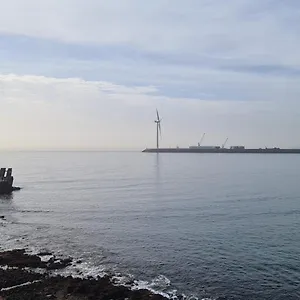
[1,1,300,150]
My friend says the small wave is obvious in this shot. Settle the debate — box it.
[55,261,107,279]
[112,274,203,300]
[132,274,170,294]
[18,209,52,213]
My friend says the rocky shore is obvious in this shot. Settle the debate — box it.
[0,249,166,300]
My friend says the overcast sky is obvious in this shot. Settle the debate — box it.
[1,0,300,150]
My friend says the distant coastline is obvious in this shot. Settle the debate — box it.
[143,147,300,154]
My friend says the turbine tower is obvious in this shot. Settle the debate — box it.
[154,109,162,149]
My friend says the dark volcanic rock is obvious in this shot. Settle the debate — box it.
[12,186,21,191]
[0,250,168,300]
[0,268,43,289]
[0,249,44,268]
[0,249,72,270]
[2,275,167,300]
[46,257,72,270]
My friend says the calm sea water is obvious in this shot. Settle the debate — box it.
[0,151,300,299]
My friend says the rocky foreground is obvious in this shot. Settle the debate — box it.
[0,249,166,300]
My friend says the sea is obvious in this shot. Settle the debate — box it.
[0,151,300,299]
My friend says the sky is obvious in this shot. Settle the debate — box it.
[1,0,300,150]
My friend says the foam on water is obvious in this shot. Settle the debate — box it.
[53,261,107,279]
[39,254,53,262]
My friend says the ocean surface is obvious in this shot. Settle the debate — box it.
[1,151,300,299]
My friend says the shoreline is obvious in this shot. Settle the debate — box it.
[0,249,167,300]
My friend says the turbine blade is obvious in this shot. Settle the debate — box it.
[156,109,160,121]
[158,122,162,137]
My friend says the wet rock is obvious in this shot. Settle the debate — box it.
[46,257,72,270]
[0,268,43,289]
[12,186,21,191]
[0,249,168,300]
[2,273,167,300]
[0,250,73,271]
[0,249,44,268]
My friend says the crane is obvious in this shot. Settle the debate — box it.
[222,137,229,149]
[198,133,206,146]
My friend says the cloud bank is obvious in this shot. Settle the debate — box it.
[1,74,299,150]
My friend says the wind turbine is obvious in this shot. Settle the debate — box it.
[154,109,162,149]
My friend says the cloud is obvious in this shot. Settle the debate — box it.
[1,0,300,62]
[0,1,300,101]
[0,73,300,150]
[0,2,300,149]
[0,74,158,149]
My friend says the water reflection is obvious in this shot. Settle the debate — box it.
[0,193,14,219]
[153,154,163,199]
[0,193,14,201]
[155,153,160,181]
